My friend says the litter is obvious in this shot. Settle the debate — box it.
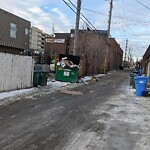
[60,88,83,95]
[58,57,79,69]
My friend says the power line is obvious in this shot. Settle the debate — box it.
[63,0,109,44]
[135,0,150,10]
[67,0,97,30]
[82,7,150,24]
[115,5,150,17]
[62,0,92,30]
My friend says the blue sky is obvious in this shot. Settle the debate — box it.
[1,0,150,60]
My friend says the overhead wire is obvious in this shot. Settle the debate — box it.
[62,0,92,30]
[117,0,149,58]
[62,0,109,44]
[115,5,150,17]
[135,0,150,10]
[67,0,98,30]
[82,7,150,24]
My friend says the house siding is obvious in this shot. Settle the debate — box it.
[0,8,31,54]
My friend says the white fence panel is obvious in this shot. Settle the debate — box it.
[0,53,34,92]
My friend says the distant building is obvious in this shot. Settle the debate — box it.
[44,33,70,64]
[29,26,49,54]
[0,8,31,54]
[29,26,50,63]
[109,38,123,70]
[69,29,123,74]
[44,29,123,74]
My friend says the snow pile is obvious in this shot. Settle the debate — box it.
[0,81,71,106]
[0,88,35,100]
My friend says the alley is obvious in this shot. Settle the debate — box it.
[0,69,150,150]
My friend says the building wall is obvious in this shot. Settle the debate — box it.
[44,30,123,75]
[69,31,123,74]
[109,38,123,70]
[69,30,106,74]
[0,8,30,54]
[44,33,70,64]
[147,61,150,81]
[29,26,46,54]
[143,46,150,78]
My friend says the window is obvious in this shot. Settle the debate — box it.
[25,28,29,35]
[10,23,17,38]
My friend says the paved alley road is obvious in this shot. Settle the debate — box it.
[0,69,150,150]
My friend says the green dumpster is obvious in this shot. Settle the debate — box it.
[39,71,48,86]
[39,65,49,86]
[55,65,78,83]
[33,64,49,87]
[33,70,41,87]
[33,64,42,87]
[130,73,137,89]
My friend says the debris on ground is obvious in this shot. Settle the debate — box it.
[94,74,105,78]
[60,88,83,95]
[79,74,105,84]
[81,76,92,85]
[92,74,105,81]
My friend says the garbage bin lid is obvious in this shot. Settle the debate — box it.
[134,76,148,80]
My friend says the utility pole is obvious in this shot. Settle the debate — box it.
[104,0,113,74]
[128,47,131,62]
[73,0,82,56]
[124,38,128,67]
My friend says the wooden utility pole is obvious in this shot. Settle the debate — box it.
[128,47,131,62]
[104,0,113,74]
[124,38,128,67]
[73,0,82,56]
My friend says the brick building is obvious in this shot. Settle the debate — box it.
[109,38,123,70]
[69,30,107,74]
[44,29,123,75]
[44,33,70,64]
[69,30,123,74]
[0,8,31,54]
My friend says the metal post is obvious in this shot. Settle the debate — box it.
[73,0,81,56]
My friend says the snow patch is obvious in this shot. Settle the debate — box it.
[0,88,35,100]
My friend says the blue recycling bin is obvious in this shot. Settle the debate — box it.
[134,76,148,96]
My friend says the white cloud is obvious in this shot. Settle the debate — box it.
[51,8,73,29]
[0,0,150,57]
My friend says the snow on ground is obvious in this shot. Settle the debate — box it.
[0,81,71,106]
[63,85,150,150]
[47,80,70,90]
[0,88,36,100]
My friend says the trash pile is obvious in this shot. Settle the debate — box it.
[57,57,79,69]
[60,88,83,96]
[78,74,105,85]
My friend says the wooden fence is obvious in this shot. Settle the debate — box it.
[0,53,34,92]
